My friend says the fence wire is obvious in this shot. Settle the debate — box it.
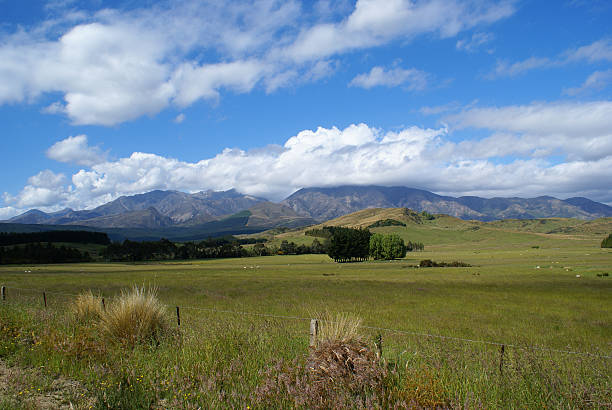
[1,284,611,359]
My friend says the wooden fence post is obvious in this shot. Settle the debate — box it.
[176,306,181,327]
[499,344,505,375]
[309,319,319,348]
[43,292,47,308]
[1,286,5,301]
[375,334,383,359]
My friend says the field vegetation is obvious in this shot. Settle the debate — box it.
[0,212,611,408]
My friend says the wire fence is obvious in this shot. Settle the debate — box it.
[2,284,611,360]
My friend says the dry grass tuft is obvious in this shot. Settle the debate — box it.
[318,312,363,345]
[256,313,395,408]
[71,291,104,323]
[99,286,169,347]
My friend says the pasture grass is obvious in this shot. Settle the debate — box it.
[0,224,610,408]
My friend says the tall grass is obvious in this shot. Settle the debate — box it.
[71,290,103,323]
[99,285,170,346]
[317,312,363,345]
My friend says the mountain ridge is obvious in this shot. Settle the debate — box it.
[5,186,612,235]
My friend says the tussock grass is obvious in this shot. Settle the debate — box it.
[99,285,169,346]
[318,312,363,345]
[71,290,103,323]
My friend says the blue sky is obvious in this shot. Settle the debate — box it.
[1,0,611,218]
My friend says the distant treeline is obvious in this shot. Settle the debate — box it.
[0,231,110,246]
[101,236,325,262]
[0,242,92,264]
[602,233,612,248]
[368,219,406,228]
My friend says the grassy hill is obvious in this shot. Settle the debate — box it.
[252,208,612,250]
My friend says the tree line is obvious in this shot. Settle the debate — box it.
[0,242,92,264]
[0,230,110,246]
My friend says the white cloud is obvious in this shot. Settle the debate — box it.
[285,0,516,62]
[0,1,516,125]
[46,135,107,166]
[174,113,186,124]
[447,100,612,141]
[456,32,494,52]
[4,170,67,209]
[350,66,429,90]
[491,57,552,78]
[563,69,612,96]
[4,100,612,211]
[565,38,612,63]
[490,38,612,78]
[0,206,20,220]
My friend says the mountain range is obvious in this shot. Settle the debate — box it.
[3,186,612,240]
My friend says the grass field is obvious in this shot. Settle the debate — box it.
[0,217,611,408]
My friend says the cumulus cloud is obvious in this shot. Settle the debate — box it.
[563,69,612,96]
[0,0,516,125]
[490,38,612,78]
[349,66,429,90]
[46,135,107,166]
[4,99,612,213]
[4,170,67,209]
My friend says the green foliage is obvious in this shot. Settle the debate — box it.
[327,227,371,262]
[368,219,406,228]
[420,210,435,220]
[419,259,471,267]
[0,242,92,264]
[601,233,612,248]
[0,230,110,246]
[369,233,407,260]
[304,228,332,239]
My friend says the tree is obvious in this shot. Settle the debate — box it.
[327,227,371,262]
[369,233,406,260]
[602,233,612,248]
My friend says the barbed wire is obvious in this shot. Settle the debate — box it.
[2,284,611,359]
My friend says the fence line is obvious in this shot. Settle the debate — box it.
[2,284,611,360]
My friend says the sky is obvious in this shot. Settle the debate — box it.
[1,0,611,218]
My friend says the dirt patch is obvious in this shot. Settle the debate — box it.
[0,360,93,409]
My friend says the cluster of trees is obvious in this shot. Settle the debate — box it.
[369,233,407,260]
[0,242,92,264]
[327,227,372,262]
[0,230,110,246]
[406,241,424,251]
[601,233,612,248]
[101,236,328,262]
[419,259,471,267]
[368,219,406,228]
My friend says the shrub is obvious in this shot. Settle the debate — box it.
[99,286,170,347]
[71,291,104,323]
[601,233,612,248]
[419,259,472,267]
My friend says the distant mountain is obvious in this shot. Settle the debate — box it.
[282,186,612,221]
[8,189,266,229]
[5,186,612,238]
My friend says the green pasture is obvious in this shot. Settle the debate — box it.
[0,222,611,408]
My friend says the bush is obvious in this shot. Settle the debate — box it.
[601,233,612,248]
[99,286,170,347]
[419,259,472,267]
